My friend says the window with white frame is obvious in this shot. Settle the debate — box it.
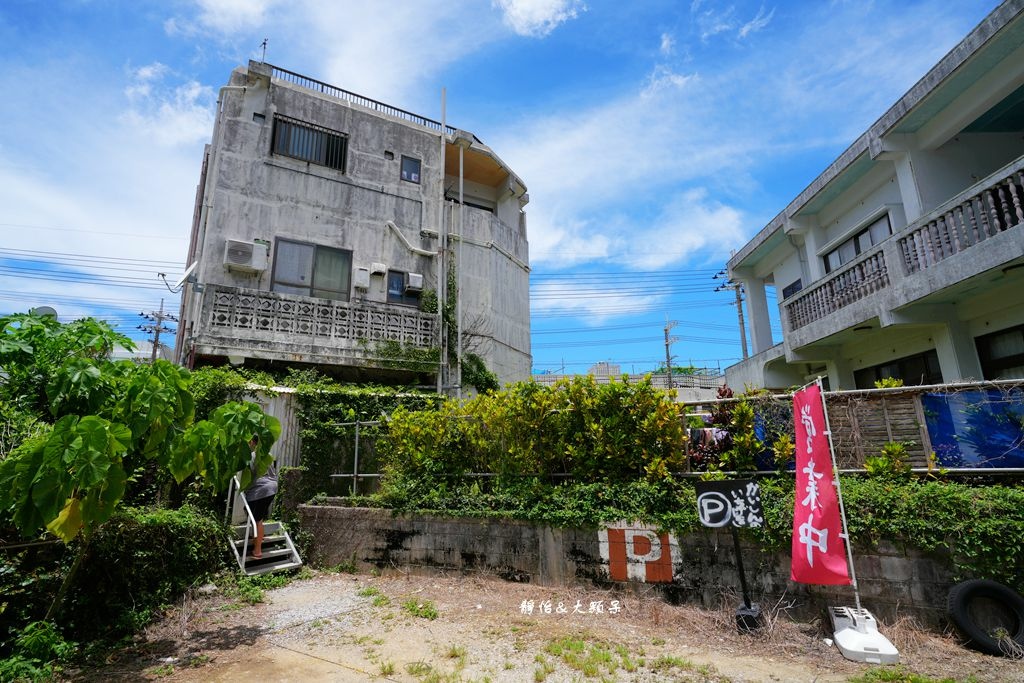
[271,238,352,301]
[823,213,892,274]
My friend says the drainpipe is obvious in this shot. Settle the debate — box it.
[436,90,447,395]
[457,140,465,399]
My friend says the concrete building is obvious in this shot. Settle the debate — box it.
[176,61,531,388]
[726,1,1024,391]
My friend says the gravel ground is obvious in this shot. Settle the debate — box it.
[70,569,1024,682]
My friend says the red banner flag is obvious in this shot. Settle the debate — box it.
[791,384,851,585]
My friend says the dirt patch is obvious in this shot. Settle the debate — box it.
[69,570,1024,682]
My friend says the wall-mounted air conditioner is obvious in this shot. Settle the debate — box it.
[223,239,269,272]
[405,272,423,292]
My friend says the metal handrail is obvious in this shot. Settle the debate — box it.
[226,475,257,572]
[268,63,458,136]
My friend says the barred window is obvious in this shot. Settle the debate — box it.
[272,115,347,172]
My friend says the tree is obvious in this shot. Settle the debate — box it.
[0,312,280,619]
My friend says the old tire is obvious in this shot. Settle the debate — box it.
[947,579,1024,656]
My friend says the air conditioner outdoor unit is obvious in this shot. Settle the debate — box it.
[405,272,423,292]
[223,239,268,273]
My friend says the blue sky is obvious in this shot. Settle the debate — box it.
[0,0,1001,375]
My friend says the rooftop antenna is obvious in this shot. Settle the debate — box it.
[260,38,268,62]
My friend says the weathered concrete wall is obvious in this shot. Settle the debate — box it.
[299,505,956,628]
[181,61,531,384]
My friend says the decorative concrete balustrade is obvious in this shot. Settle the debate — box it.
[785,246,890,331]
[899,159,1024,274]
[203,284,436,356]
[785,155,1024,333]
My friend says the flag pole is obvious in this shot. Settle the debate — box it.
[816,377,861,610]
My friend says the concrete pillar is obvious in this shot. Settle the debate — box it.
[893,153,925,223]
[934,319,984,383]
[741,278,774,355]
[827,356,856,391]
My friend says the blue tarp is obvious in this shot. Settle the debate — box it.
[922,389,1024,468]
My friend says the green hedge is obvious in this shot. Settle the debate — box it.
[379,375,687,488]
[62,506,225,639]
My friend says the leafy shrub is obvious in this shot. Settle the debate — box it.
[722,400,762,471]
[379,375,687,494]
[0,619,77,681]
[188,366,273,421]
[290,376,438,499]
[864,441,912,479]
[62,506,224,639]
[462,353,499,394]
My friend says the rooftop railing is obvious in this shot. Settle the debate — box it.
[267,63,458,137]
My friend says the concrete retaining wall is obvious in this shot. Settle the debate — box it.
[299,504,955,628]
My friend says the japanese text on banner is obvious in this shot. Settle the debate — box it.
[790,384,851,585]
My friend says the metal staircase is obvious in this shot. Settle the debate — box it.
[225,476,303,576]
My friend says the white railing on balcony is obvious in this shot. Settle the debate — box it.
[898,159,1024,273]
[785,245,890,330]
[206,286,436,349]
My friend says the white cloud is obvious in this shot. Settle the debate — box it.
[195,0,279,33]
[660,32,675,56]
[693,4,737,41]
[692,3,774,42]
[493,61,749,269]
[643,65,698,94]
[616,189,744,269]
[494,0,585,37]
[738,6,774,39]
[121,65,215,147]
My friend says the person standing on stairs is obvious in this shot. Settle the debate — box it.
[244,436,278,559]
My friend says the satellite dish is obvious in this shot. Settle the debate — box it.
[31,306,58,319]
[173,262,199,291]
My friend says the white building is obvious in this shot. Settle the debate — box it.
[726,1,1024,391]
[176,61,531,389]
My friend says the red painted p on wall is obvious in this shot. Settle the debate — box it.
[599,527,677,583]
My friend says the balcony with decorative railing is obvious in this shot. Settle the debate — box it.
[784,155,1024,338]
[195,284,438,370]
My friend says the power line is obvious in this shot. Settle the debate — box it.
[0,223,185,240]
[0,247,182,267]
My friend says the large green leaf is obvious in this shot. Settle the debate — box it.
[81,463,127,529]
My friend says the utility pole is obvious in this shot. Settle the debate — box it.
[734,284,749,360]
[663,318,679,390]
[138,299,177,362]
[713,271,749,360]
